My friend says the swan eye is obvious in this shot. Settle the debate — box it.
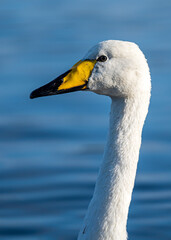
[97,55,107,62]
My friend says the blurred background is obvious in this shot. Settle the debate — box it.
[0,0,171,239]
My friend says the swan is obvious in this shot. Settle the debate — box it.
[30,40,151,240]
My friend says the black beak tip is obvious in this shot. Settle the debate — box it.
[30,88,43,99]
[30,93,33,99]
[30,91,36,99]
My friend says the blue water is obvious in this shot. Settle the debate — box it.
[0,0,171,239]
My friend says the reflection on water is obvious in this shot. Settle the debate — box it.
[0,0,171,239]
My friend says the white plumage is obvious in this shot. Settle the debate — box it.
[30,40,151,240]
[77,40,151,240]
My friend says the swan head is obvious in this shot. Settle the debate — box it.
[30,40,151,99]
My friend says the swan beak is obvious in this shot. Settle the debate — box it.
[30,59,96,99]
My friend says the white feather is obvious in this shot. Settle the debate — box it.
[78,40,151,240]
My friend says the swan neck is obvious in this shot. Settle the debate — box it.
[78,95,149,240]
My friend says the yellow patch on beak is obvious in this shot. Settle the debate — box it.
[58,59,96,91]
[30,59,96,99]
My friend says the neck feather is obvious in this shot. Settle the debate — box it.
[78,95,150,240]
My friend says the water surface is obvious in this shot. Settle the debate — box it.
[0,0,171,239]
